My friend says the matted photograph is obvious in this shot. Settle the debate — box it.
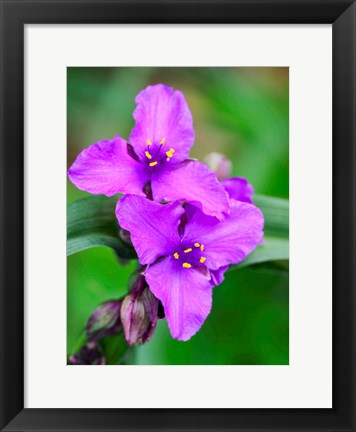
[2,0,355,428]
[67,67,289,365]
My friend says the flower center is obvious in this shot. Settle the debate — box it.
[173,243,206,269]
[144,138,175,171]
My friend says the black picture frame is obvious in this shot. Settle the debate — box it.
[1,0,355,431]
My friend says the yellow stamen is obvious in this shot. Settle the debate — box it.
[182,263,191,268]
[149,161,158,167]
[184,248,192,253]
[173,252,179,259]
[200,257,206,263]
[160,138,166,144]
[145,151,152,159]
[166,148,175,158]
[194,242,200,248]
[146,140,152,145]
[200,244,205,252]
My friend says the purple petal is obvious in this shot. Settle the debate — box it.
[210,265,229,287]
[182,200,264,270]
[145,257,213,341]
[68,135,146,196]
[116,195,184,265]
[152,160,230,220]
[129,84,194,164]
[221,177,254,203]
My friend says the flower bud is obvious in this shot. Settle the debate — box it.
[68,341,105,365]
[121,274,159,345]
[86,300,122,341]
[204,152,232,180]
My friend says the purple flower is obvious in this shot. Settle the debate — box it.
[68,84,229,220]
[116,195,264,341]
[222,177,254,204]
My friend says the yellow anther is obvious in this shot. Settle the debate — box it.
[149,161,158,167]
[182,263,191,269]
[184,248,192,253]
[145,151,152,159]
[200,244,205,252]
[146,140,152,145]
[194,242,200,248]
[173,252,179,259]
[200,257,206,263]
[166,148,175,158]
[160,138,166,144]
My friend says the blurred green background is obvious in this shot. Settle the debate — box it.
[67,67,289,365]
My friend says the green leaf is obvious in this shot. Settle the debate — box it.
[245,260,289,276]
[229,195,289,271]
[232,236,289,270]
[254,194,289,238]
[67,195,136,258]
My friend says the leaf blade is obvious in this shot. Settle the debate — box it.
[254,194,289,238]
[67,195,136,258]
[232,236,289,270]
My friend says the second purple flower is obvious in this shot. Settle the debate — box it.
[116,195,264,341]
